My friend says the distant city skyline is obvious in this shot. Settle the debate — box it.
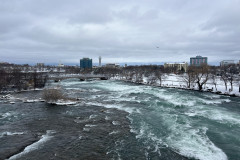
[0,59,234,67]
[0,0,240,64]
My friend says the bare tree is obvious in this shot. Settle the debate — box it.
[228,65,237,92]
[154,70,166,86]
[181,66,196,88]
[210,74,218,91]
[194,64,210,91]
[11,68,23,91]
[0,69,7,91]
[220,67,229,91]
[209,67,219,91]
[237,76,240,93]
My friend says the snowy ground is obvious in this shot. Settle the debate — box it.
[113,74,240,97]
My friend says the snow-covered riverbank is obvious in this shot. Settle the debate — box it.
[112,74,240,97]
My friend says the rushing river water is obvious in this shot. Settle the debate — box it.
[0,79,240,160]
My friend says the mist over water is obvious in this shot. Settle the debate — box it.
[1,79,240,160]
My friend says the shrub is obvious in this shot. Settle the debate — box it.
[42,87,65,102]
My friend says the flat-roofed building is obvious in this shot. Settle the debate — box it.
[220,60,235,66]
[164,62,188,72]
[105,63,120,68]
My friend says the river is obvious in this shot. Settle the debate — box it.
[0,79,240,160]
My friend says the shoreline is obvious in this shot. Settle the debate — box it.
[1,79,239,99]
[119,79,240,98]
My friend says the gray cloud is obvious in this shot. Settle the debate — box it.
[0,0,239,65]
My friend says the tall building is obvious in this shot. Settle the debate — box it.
[80,58,92,69]
[99,56,101,67]
[220,60,235,66]
[190,56,208,66]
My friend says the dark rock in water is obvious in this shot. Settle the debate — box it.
[231,94,236,97]
[100,77,108,80]
[54,79,60,82]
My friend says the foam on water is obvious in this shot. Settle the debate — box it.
[0,111,16,119]
[104,110,113,114]
[85,102,136,114]
[198,98,231,105]
[185,108,240,125]
[127,99,229,160]
[0,131,24,138]
[90,89,101,92]
[89,114,97,119]
[59,81,83,87]
[159,111,228,160]
[93,81,141,92]
[132,122,163,157]
[65,88,86,91]
[166,125,228,160]
[58,79,239,159]
[142,88,197,107]
[74,117,89,123]
[109,130,119,135]
[133,114,228,160]
[83,128,90,132]
[55,100,77,106]
[112,121,120,125]
[105,116,111,120]
[85,124,97,127]
[8,130,55,160]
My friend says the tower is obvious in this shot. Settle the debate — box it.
[99,56,101,67]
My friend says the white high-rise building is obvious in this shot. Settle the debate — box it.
[99,56,102,67]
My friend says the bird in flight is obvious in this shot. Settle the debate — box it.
[153,43,159,48]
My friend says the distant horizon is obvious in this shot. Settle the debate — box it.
[1,60,224,66]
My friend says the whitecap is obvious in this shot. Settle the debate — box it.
[83,128,90,132]
[112,121,120,125]
[0,111,16,119]
[85,124,97,127]
[89,114,97,119]
[55,100,77,106]
[109,130,119,135]
[8,130,55,160]
[165,123,228,160]
[105,116,111,120]
[200,99,231,105]
[85,102,135,114]
[0,131,24,138]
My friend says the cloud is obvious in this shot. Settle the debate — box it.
[0,0,239,65]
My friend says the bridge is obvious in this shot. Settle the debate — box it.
[48,74,109,82]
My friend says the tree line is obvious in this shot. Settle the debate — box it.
[89,64,240,92]
[0,68,48,92]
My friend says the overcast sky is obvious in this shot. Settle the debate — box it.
[0,0,240,65]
